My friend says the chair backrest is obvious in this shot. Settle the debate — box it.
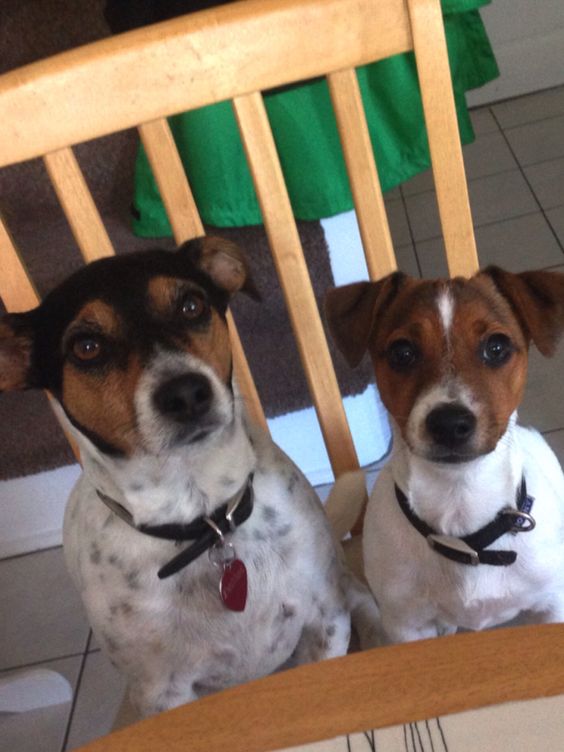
[0,0,479,480]
[3,2,563,748]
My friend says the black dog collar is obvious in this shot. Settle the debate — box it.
[96,474,254,579]
[395,476,535,566]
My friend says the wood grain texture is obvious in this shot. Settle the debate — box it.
[0,0,411,168]
[327,68,397,280]
[138,118,268,431]
[233,91,359,477]
[138,119,205,241]
[408,0,479,277]
[43,148,115,262]
[75,624,564,752]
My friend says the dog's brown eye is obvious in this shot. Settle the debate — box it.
[387,339,419,371]
[71,336,102,362]
[481,333,513,367]
[180,294,206,320]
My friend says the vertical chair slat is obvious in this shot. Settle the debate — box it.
[327,68,397,280]
[43,147,115,262]
[0,215,81,458]
[232,91,359,477]
[138,118,268,432]
[138,120,206,242]
[407,0,479,278]
[0,216,40,311]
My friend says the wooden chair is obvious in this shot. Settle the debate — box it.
[1,0,562,748]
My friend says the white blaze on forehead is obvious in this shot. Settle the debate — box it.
[437,287,455,336]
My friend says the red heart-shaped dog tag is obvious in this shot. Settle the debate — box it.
[220,559,248,612]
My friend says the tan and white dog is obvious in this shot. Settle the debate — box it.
[326,267,564,643]
[0,237,379,717]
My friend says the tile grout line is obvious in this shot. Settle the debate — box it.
[541,427,564,436]
[498,110,564,133]
[490,110,564,255]
[411,208,558,249]
[469,82,564,116]
[0,648,89,676]
[60,631,93,752]
[0,543,63,564]
[402,148,563,202]
[399,185,423,278]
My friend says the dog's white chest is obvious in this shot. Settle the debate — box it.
[63,455,350,715]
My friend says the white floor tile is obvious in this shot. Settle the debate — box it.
[0,547,90,671]
[415,212,563,278]
[474,213,564,270]
[520,343,564,433]
[0,655,81,752]
[402,119,512,199]
[504,115,564,167]
[405,170,538,242]
[542,429,564,466]
[394,243,420,278]
[469,107,499,135]
[524,157,564,212]
[65,651,127,751]
[401,167,434,197]
[546,206,564,247]
[492,86,564,129]
[385,198,412,247]
[462,131,518,181]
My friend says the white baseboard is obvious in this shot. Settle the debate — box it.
[0,465,81,559]
[467,0,564,107]
[468,27,564,107]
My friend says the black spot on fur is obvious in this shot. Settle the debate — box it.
[192,676,225,697]
[89,543,102,565]
[125,570,141,590]
[287,471,300,494]
[262,505,277,522]
[282,604,296,620]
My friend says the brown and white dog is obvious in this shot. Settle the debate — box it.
[0,237,375,716]
[326,267,564,643]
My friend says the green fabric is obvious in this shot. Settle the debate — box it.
[133,1,498,235]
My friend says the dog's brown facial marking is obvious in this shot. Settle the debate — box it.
[326,268,564,463]
[58,278,235,455]
[0,319,33,391]
[61,300,141,455]
[0,238,258,458]
[369,277,529,460]
[147,276,232,385]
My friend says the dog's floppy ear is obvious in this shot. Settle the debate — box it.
[181,236,260,300]
[325,272,406,367]
[0,313,35,391]
[481,266,564,357]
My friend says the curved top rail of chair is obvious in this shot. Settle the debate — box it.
[0,0,412,168]
[75,623,564,752]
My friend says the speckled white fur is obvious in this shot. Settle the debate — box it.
[364,414,564,643]
[62,351,356,717]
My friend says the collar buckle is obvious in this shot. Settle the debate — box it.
[503,507,536,533]
[427,533,480,566]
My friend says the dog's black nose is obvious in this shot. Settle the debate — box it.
[425,404,476,448]
[153,374,213,422]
